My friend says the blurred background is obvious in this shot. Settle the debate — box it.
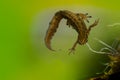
[1,0,120,80]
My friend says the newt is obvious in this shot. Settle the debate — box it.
[44,10,99,53]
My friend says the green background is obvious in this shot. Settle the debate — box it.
[1,0,120,80]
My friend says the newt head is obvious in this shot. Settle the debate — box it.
[78,32,88,45]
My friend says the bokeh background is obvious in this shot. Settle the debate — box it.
[1,0,120,80]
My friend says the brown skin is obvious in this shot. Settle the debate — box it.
[44,10,99,53]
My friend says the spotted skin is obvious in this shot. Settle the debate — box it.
[44,10,99,53]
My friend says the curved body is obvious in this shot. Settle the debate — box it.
[45,10,99,52]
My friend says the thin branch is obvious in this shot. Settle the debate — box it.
[86,43,110,54]
[94,38,117,53]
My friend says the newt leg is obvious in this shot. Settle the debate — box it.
[68,38,78,54]
[87,19,99,34]
[76,13,92,23]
